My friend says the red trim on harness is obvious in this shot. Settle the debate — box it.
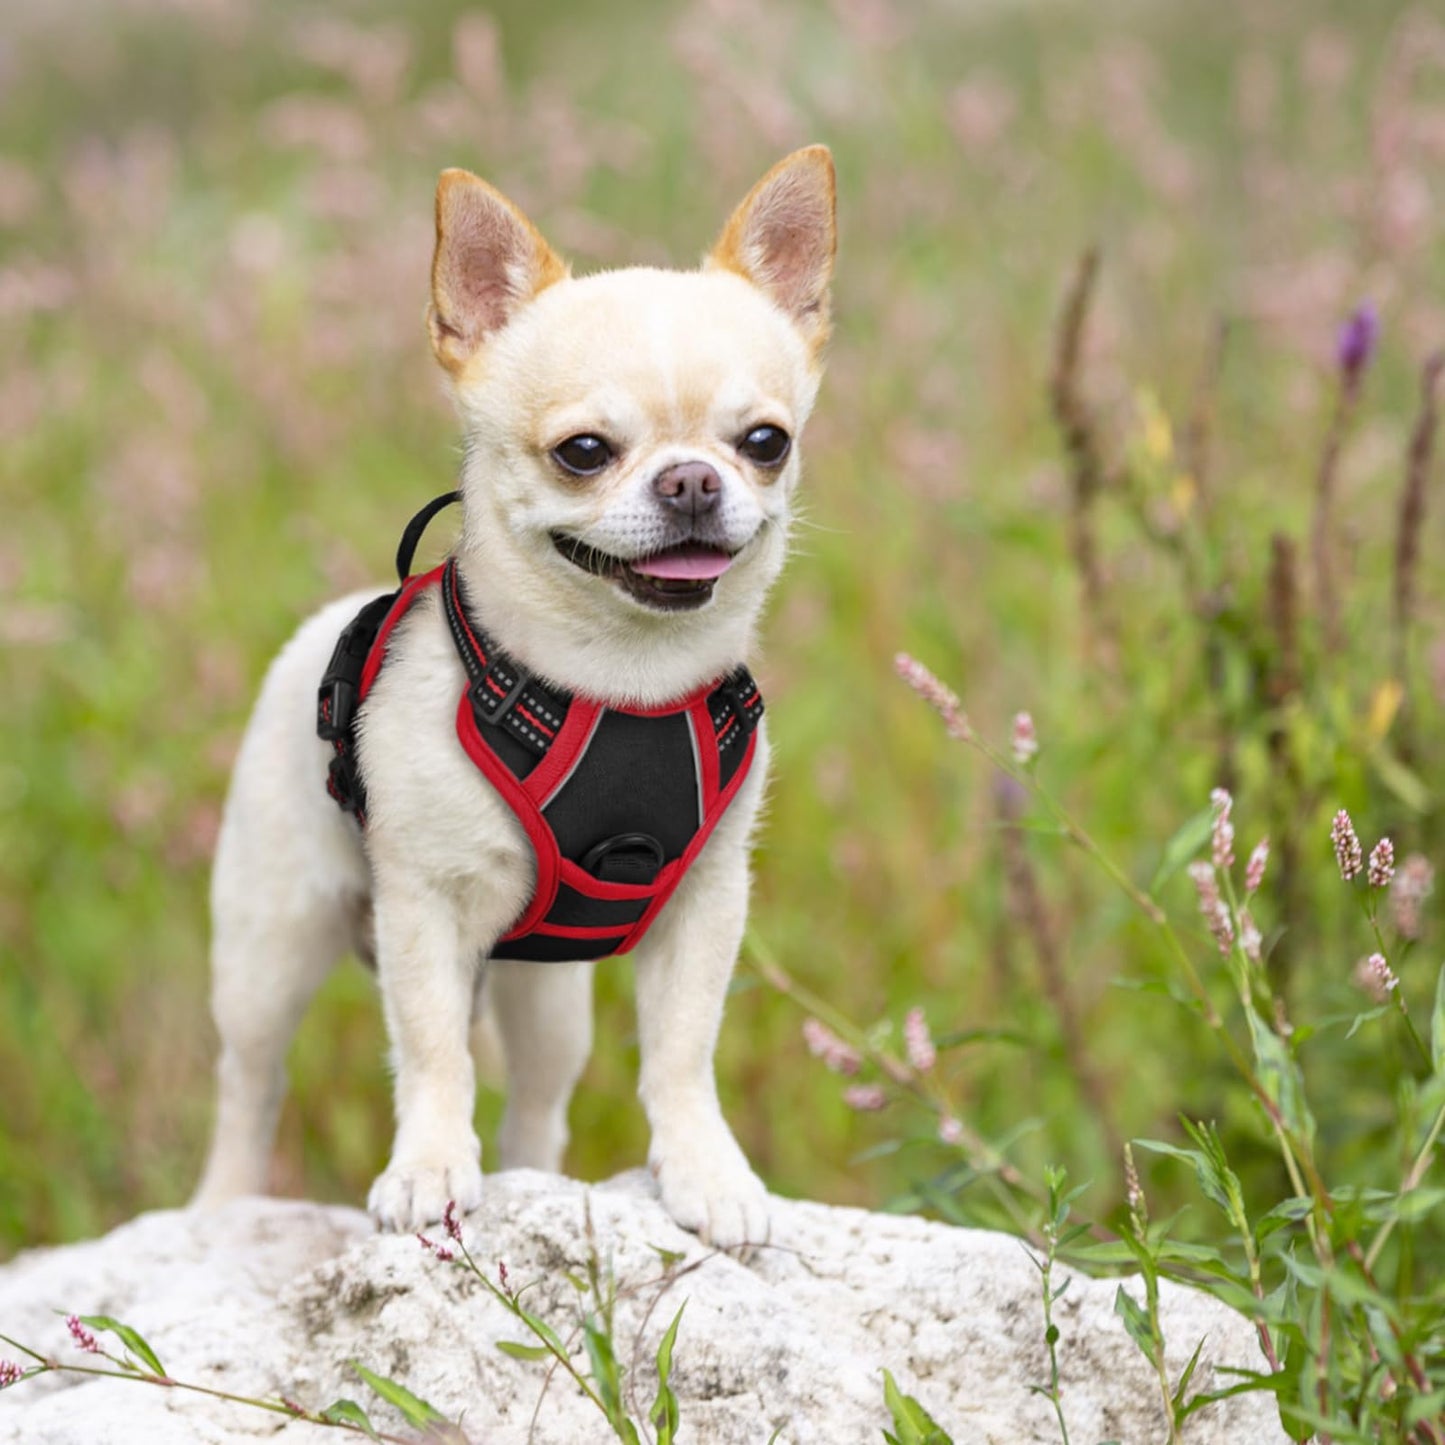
[359,567,445,702]
[523,921,638,941]
[521,700,602,806]
[453,691,562,942]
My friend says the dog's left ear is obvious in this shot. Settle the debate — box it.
[708,145,836,356]
[427,169,569,377]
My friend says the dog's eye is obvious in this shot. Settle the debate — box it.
[738,425,791,467]
[552,434,614,476]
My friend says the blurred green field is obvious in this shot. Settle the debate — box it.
[4,0,1444,1267]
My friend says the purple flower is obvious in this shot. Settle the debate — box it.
[1390,854,1434,939]
[65,1315,98,1354]
[1239,907,1262,964]
[1355,952,1398,1001]
[443,1199,463,1244]
[1210,788,1235,871]
[1245,838,1269,894]
[1011,712,1038,765]
[1336,302,1380,380]
[1188,861,1234,954]
[903,1008,936,1073]
[416,1233,454,1263]
[1368,838,1395,889]
[842,1084,888,1112]
[894,653,972,741]
[0,1360,23,1388]
[937,1115,964,1145]
[802,1017,861,1075]
[1331,810,1363,881]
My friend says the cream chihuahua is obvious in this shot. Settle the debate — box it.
[192,146,835,1248]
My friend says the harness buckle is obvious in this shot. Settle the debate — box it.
[471,658,533,728]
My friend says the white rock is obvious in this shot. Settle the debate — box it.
[0,1171,1288,1444]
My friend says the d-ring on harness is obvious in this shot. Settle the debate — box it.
[316,493,765,963]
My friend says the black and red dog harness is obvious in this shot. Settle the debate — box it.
[317,493,764,963]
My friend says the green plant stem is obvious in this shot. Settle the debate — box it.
[1364,902,1433,1072]
[0,1336,416,1443]
[450,1239,610,1421]
[743,932,1045,1245]
[1363,1094,1445,1274]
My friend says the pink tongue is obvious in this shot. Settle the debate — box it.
[630,546,734,581]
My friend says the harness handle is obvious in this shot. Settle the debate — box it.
[395,490,463,582]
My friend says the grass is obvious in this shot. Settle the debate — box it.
[3,0,1444,1349]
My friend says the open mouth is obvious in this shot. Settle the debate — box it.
[552,534,737,611]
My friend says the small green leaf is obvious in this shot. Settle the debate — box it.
[79,1316,165,1377]
[1245,1010,1316,1142]
[1171,1338,1206,1410]
[349,1361,447,1426]
[1370,745,1431,813]
[319,1399,380,1438]
[650,1304,685,1445]
[649,1245,687,1271]
[1113,1286,1157,1359]
[881,1369,951,1444]
[1150,807,1214,894]
[516,1308,569,1361]
[496,1340,552,1361]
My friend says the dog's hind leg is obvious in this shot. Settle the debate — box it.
[191,884,357,1207]
[191,594,379,1209]
[489,959,594,1174]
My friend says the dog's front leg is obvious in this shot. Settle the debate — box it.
[633,842,770,1250]
[366,871,492,1231]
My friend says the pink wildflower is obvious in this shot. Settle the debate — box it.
[842,1084,888,1112]
[937,1116,964,1145]
[1245,838,1269,894]
[802,1018,861,1075]
[1210,788,1235,871]
[443,1199,463,1244]
[1368,838,1395,889]
[498,1260,510,1292]
[894,653,972,741]
[1011,712,1038,765]
[1390,854,1434,939]
[1331,810,1363,881]
[1188,861,1234,954]
[903,1008,936,1073]
[1354,952,1399,1002]
[416,1233,454,1263]
[1239,907,1262,965]
[65,1316,98,1354]
[0,1361,22,1388]
[1124,1144,1146,1230]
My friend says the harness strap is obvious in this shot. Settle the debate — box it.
[396,489,461,583]
[442,559,570,759]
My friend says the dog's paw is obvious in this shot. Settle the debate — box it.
[368,1156,484,1233]
[653,1143,771,1252]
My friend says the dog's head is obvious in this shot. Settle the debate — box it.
[426,148,835,701]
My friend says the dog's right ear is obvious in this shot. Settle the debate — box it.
[427,169,568,377]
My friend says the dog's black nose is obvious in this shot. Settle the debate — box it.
[653,461,721,516]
